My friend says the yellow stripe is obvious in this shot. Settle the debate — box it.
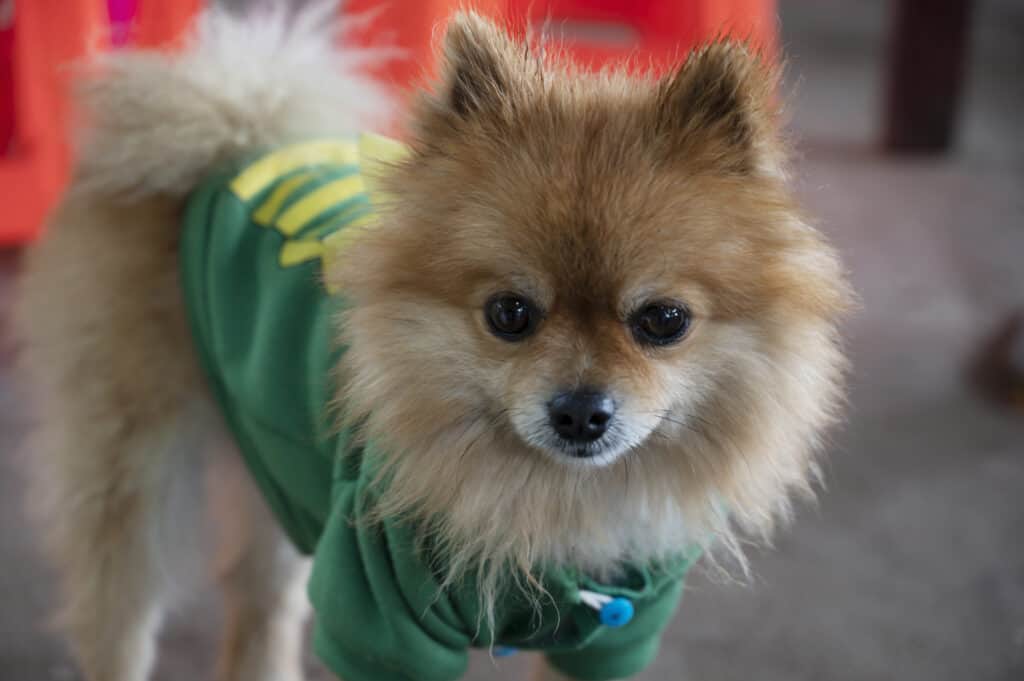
[341,213,377,230]
[229,140,359,200]
[321,213,376,252]
[275,175,365,236]
[358,133,410,210]
[358,133,408,163]
[252,172,313,226]
[279,240,325,267]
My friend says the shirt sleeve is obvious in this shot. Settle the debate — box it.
[307,451,472,681]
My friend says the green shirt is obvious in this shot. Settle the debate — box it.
[180,137,698,681]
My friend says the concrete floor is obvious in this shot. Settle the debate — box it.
[2,1,1023,680]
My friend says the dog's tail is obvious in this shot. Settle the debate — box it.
[72,2,394,199]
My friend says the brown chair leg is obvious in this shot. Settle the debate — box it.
[970,311,1024,412]
[883,0,975,153]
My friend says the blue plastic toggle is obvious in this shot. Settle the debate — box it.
[599,597,635,628]
[493,646,519,658]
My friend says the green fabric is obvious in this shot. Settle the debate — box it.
[180,140,699,681]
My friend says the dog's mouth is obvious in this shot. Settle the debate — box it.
[548,437,631,468]
[507,397,666,468]
[515,419,643,468]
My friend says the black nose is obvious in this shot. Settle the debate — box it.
[548,390,615,444]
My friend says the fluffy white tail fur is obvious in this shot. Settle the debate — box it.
[73,2,394,198]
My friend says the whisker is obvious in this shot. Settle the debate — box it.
[378,316,424,325]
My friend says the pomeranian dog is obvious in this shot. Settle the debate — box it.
[14,4,851,681]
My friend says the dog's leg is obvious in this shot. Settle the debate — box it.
[31,408,210,681]
[209,447,310,681]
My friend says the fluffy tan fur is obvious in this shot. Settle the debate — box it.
[13,7,850,681]
[14,6,387,681]
[332,13,851,616]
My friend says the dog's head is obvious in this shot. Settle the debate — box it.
[331,13,850,577]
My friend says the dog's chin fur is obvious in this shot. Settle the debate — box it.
[15,4,851,660]
[329,14,852,614]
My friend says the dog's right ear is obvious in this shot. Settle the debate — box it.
[435,12,521,120]
[653,42,782,177]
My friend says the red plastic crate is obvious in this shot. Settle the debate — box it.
[345,0,777,93]
[1,0,775,245]
[516,0,776,72]
[0,0,202,246]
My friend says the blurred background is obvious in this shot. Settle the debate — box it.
[1,1,1022,680]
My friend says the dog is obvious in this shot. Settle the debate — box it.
[13,5,852,681]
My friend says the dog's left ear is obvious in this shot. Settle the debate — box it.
[654,42,783,176]
[430,12,527,123]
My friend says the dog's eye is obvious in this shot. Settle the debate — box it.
[485,294,537,341]
[631,302,691,346]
